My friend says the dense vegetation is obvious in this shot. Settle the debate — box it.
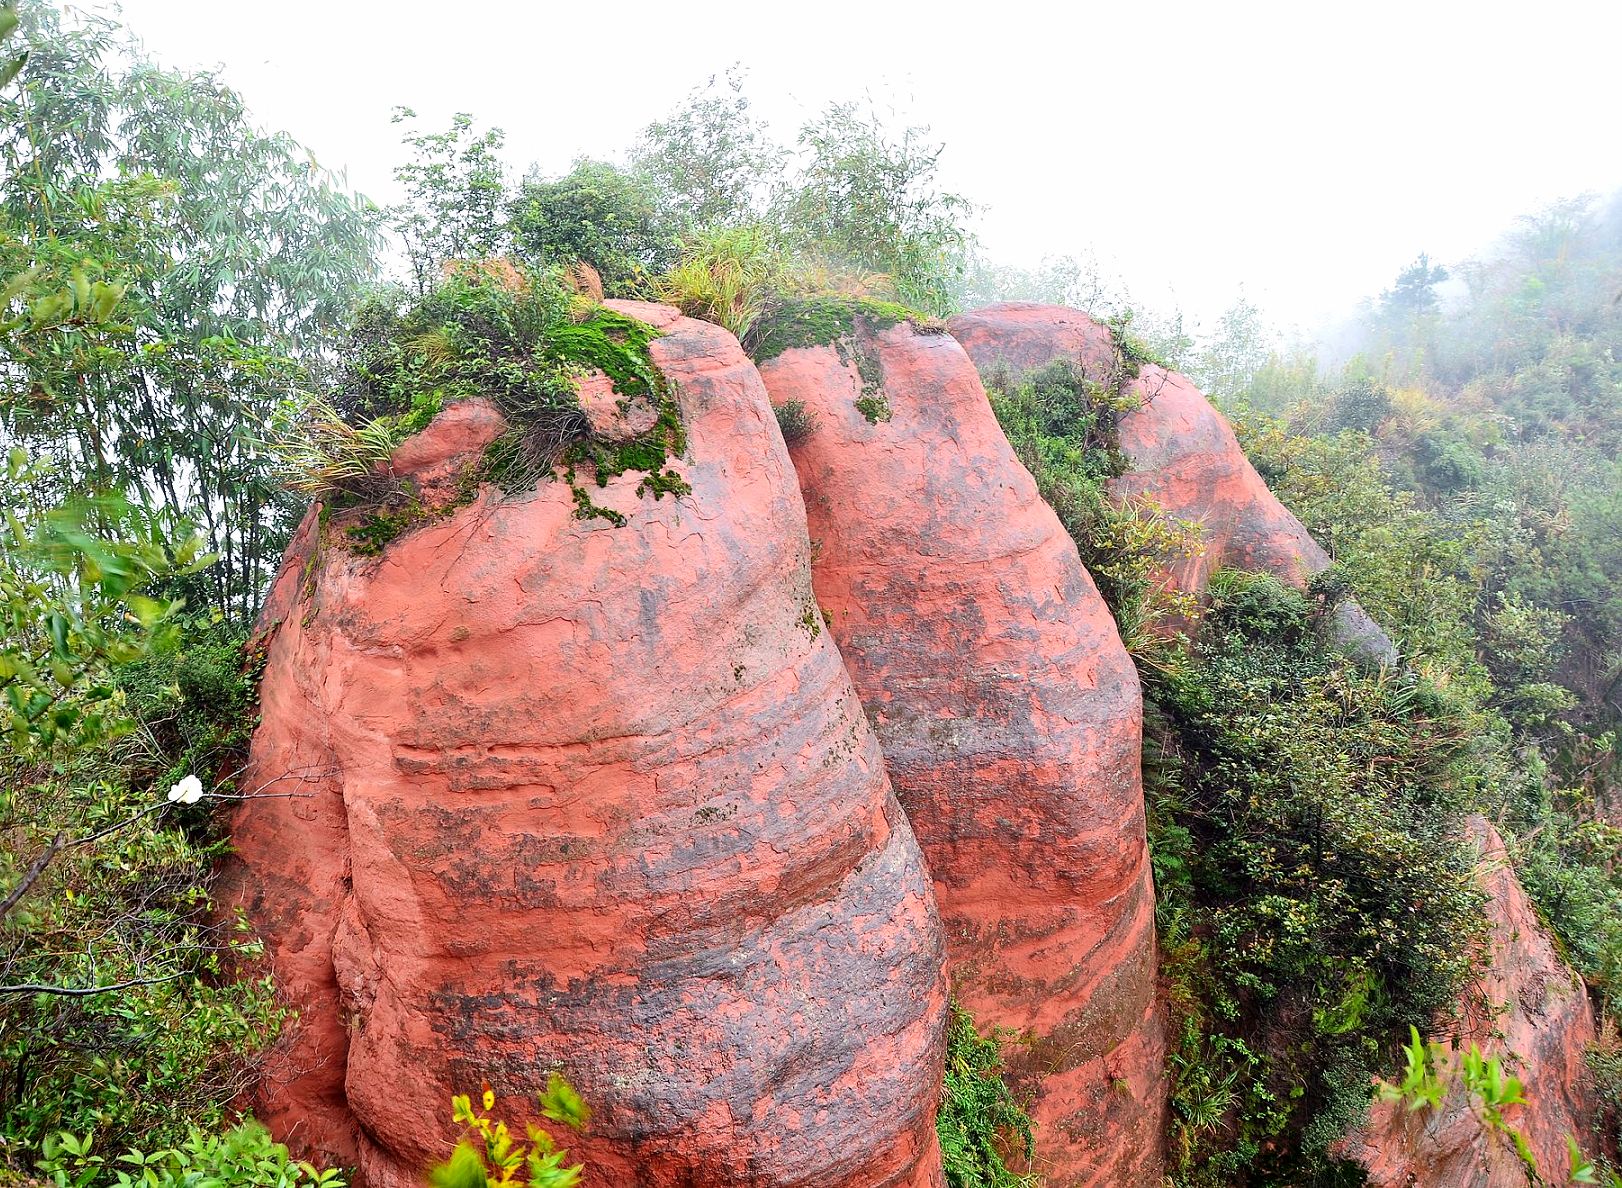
[2,2,1618,1186]
[1155,196,1622,1181]
[985,355,1491,1184]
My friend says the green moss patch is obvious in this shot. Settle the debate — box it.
[747,295,937,363]
[853,394,892,424]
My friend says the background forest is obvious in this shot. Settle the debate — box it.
[0,2,1618,1186]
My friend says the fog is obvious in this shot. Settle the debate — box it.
[92,0,1622,336]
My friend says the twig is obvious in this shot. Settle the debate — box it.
[0,831,66,922]
[0,971,189,998]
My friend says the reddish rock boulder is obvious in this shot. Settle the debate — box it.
[223,302,949,1188]
[947,303,1395,663]
[1338,819,1598,1187]
[756,313,1165,1187]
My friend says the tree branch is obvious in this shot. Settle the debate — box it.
[0,970,188,997]
[0,830,65,922]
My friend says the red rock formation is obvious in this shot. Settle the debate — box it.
[755,314,1165,1187]
[949,304,1607,1180]
[1338,819,1598,1187]
[946,303,1395,662]
[223,302,950,1188]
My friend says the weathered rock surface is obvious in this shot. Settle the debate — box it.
[756,316,1165,1187]
[1338,819,1598,1187]
[946,303,1395,663]
[222,302,950,1188]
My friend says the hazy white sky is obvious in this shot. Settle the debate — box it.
[88,0,1622,336]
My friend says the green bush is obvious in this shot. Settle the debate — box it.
[35,1121,342,1188]
[772,400,818,444]
[1149,572,1488,1185]
[935,1004,1038,1188]
[427,1080,589,1188]
[0,502,283,1175]
[508,161,676,296]
[115,618,263,793]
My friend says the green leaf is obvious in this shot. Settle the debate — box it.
[537,1073,589,1132]
[427,1143,488,1188]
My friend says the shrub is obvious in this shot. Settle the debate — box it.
[428,1079,589,1188]
[935,1005,1038,1188]
[772,400,818,444]
[1148,571,1488,1184]
[0,495,282,1174]
[34,1121,342,1188]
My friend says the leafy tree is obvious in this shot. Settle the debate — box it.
[1381,252,1450,319]
[389,108,507,293]
[631,65,781,232]
[771,102,972,316]
[0,2,380,620]
[507,160,675,295]
[0,9,345,1169]
[1189,295,1273,402]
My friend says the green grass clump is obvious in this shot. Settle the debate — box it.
[652,223,785,342]
[936,1004,1038,1188]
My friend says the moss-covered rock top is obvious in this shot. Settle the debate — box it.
[747,295,938,363]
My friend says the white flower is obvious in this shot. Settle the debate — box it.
[167,774,205,805]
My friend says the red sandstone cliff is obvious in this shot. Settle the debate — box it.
[756,314,1165,1187]
[222,302,949,1188]
[946,303,1395,664]
[225,288,1601,1188]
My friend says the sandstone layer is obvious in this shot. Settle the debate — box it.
[223,302,949,1188]
[756,314,1165,1187]
[947,302,1395,663]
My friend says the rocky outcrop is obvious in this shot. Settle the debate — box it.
[222,302,950,1188]
[947,303,1606,1180]
[755,313,1165,1187]
[1338,819,1598,1187]
[946,302,1395,663]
